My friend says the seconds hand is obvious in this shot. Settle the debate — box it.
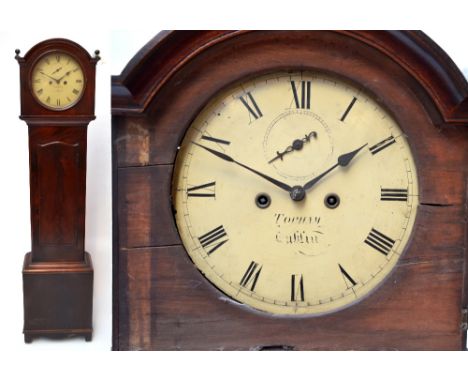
[268,131,317,164]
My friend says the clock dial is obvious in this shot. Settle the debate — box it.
[30,52,85,110]
[172,71,419,316]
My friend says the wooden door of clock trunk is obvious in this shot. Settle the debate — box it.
[112,31,468,350]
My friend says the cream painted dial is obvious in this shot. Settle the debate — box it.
[31,52,85,110]
[172,71,419,316]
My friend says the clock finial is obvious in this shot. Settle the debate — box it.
[14,49,22,61]
[94,50,101,62]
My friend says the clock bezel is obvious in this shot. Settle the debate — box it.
[29,49,87,112]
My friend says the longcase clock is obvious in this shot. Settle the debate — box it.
[16,39,100,343]
[112,31,468,350]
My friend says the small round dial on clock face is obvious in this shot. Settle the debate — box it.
[30,52,85,110]
[172,71,419,316]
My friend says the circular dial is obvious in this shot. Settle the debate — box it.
[31,52,85,110]
[172,71,419,316]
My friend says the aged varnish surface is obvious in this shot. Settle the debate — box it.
[112,31,468,350]
[17,39,99,342]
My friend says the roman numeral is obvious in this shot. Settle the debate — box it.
[187,181,216,198]
[380,187,408,201]
[240,261,262,291]
[73,67,79,72]
[45,58,50,65]
[72,88,80,95]
[291,80,311,109]
[364,228,395,256]
[338,264,357,288]
[291,274,304,302]
[200,135,230,145]
[369,136,396,155]
[340,97,357,121]
[46,96,51,104]
[239,92,263,120]
[56,98,61,106]
[76,79,83,83]
[198,225,228,255]
[56,55,61,62]
[33,79,41,84]
[36,88,43,95]
[67,96,72,102]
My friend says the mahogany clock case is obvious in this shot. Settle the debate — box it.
[112,31,468,350]
[16,39,99,343]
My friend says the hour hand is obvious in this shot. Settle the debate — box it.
[303,143,367,191]
[192,142,292,193]
[57,70,73,83]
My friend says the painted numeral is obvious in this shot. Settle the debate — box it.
[198,225,228,255]
[36,88,43,95]
[239,92,263,120]
[240,261,262,291]
[187,181,216,198]
[200,135,230,145]
[56,98,61,106]
[369,136,396,155]
[291,80,311,109]
[380,187,408,201]
[72,88,80,95]
[76,79,83,83]
[46,96,51,104]
[364,228,395,256]
[291,274,305,302]
[56,55,61,62]
[339,264,357,288]
[340,97,357,121]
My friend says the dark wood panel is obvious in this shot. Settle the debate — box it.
[117,165,181,249]
[120,246,463,350]
[29,126,87,262]
[37,142,79,246]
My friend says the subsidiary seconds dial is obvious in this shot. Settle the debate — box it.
[172,71,419,316]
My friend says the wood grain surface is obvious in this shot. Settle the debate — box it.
[17,39,99,342]
[112,31,468,350]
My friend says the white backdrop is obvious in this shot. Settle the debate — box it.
[0,0,468,376]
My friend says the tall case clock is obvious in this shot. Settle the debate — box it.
[112,31,468,350]
[16,39,100,343]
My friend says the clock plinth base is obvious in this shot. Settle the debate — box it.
[22,252,93,343]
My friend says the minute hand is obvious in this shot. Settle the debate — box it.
[193,142,292,193]
[303,143,367,191]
